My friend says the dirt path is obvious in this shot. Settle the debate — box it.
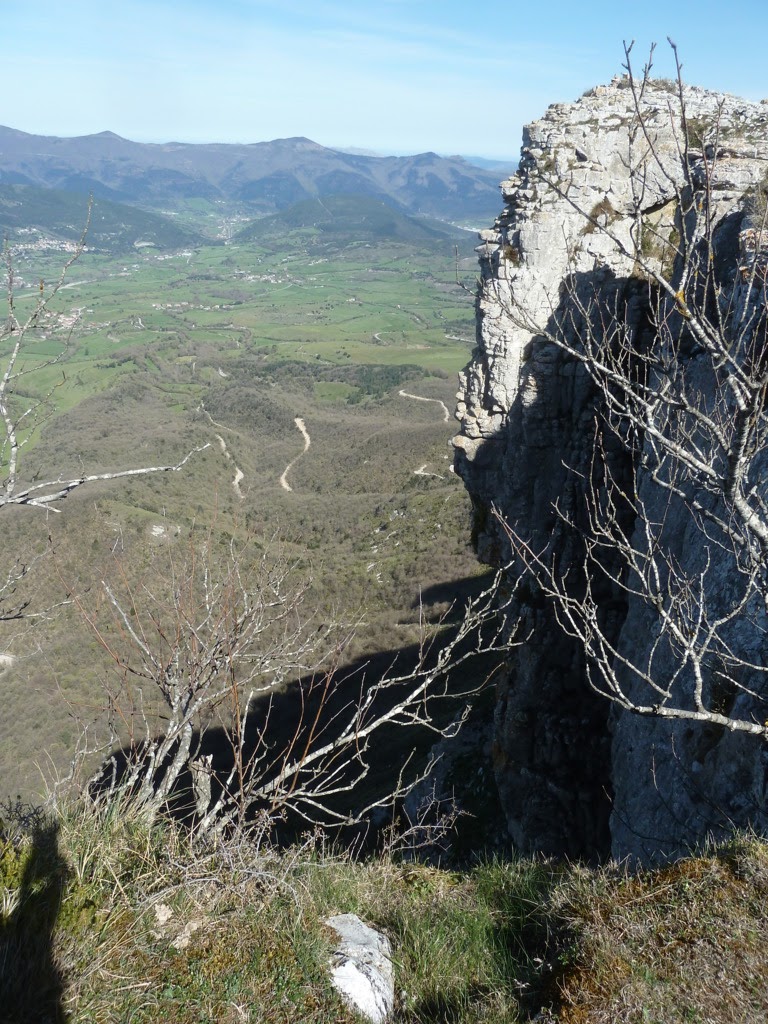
[215,435,244,498]
[60,279,96,290]
[280,417,311,492]
[398,389,450,423]
[413,463,444,480]
[398,390,453,479]
[198,403,244,498]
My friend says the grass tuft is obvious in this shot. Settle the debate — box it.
[542,837,768,1023]
[4,795,768,1022]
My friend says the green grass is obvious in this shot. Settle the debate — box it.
[4,234,474,446]
[0,797,548,1023]
[0,231,482,801]
[4,797,767,1024]
[313,380,360,403]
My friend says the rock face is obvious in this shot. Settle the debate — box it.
[454,77,768,862]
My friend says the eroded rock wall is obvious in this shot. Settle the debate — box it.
[454,79,768,861]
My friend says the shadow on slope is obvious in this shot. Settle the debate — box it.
[0,804,68,1023]
[90,570,505,854]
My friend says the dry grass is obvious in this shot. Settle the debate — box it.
[0,796,550,1023]
[4,794,768,1023]
[542,836,768,1024]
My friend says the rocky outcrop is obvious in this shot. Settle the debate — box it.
[454,77,768,862]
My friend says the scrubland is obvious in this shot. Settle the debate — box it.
[3,229,765,1024]
[0,233,481,798]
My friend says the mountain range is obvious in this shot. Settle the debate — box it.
[0,125,509,229]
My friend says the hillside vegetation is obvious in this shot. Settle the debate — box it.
[234,194,465,246]
[0,184,205,251]
[0,213,482,800]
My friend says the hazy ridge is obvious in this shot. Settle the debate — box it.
[0,125,506,226]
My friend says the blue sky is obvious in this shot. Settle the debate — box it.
[5,0,767,160]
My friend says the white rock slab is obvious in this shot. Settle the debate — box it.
[326,913,393,1023]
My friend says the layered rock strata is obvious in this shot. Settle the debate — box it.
[454,78,768,861]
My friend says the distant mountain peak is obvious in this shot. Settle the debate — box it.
[0,125,505,224]
[0,125,34,138]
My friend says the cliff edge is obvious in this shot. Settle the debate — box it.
[454,74,768,862]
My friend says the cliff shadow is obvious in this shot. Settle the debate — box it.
[453,264,660,861]
[89,569,507,855]
[456,244,768,862]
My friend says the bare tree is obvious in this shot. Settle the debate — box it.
[1,214,516,836]
[71,533,514,836]
[494,42,768,739]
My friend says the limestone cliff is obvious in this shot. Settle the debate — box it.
[453,77,768,862]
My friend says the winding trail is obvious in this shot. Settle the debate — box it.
[280,417,311,492]
[398,389,453,480]
[198,402,245,498]
[215,435,244,499]
[398,389,450,423]
[413,463,444,480]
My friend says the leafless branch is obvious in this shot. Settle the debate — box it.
[486,43,768,739]
[0,207,205,618]
[74,535,518,836]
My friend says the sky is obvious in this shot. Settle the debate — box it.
[4,0,768,161]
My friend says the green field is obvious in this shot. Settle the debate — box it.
[0,230,485,798]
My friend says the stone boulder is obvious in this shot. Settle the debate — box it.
[326,913,394,1022]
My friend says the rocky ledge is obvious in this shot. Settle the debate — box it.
[453,76,768,862]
